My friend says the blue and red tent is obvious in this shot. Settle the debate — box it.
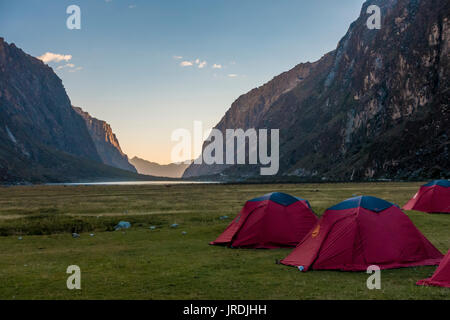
[210,192,318,249]
[403,180,450,213]
[281,196,443,271]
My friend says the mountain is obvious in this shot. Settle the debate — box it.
[0,38,150,183]
[73,106,137,173]
[183,57,333,178]
[184,0,450,181]
[130,156,190,178]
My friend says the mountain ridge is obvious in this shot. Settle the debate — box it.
[0,38,153,183]
[184,0,449,181]
[73,106,137,173]
[130,156,190,178]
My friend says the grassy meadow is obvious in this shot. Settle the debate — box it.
[0,182,448,300]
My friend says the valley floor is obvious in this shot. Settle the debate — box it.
[0,182,448,299]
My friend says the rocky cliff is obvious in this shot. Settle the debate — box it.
[184,0,449,181]
[0,38,145,183]
[73,107,137,173]
[0,38,100,161]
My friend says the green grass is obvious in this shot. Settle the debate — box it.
[0,182,448,300]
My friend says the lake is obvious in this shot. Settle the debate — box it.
[48,181,219,186]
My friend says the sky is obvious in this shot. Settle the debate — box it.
[0,0,364,164]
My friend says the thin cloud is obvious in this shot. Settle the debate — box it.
[180,61,193,67]
[212,64,222,69]
[173,55,183,60]
[178,58,208,69]
[68,66,83,73]
[56,63,75,70]
[228,74,238,78]
[129,4,136,9]
[38,52,72,64]
[55,63,82,72]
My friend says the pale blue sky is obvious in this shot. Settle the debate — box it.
[0,0,364,163]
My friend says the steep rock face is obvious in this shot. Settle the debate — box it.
[184,0,449,180]
[0,38,142,183]
[130,156,189,178]
[0,38,100,163]
[73,107,137,173]
[183,53,335,177]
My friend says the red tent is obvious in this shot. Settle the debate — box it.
[417,250,450,288]
[210,192,318,249]
[281,196,443,271]
[403,180,450,213]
